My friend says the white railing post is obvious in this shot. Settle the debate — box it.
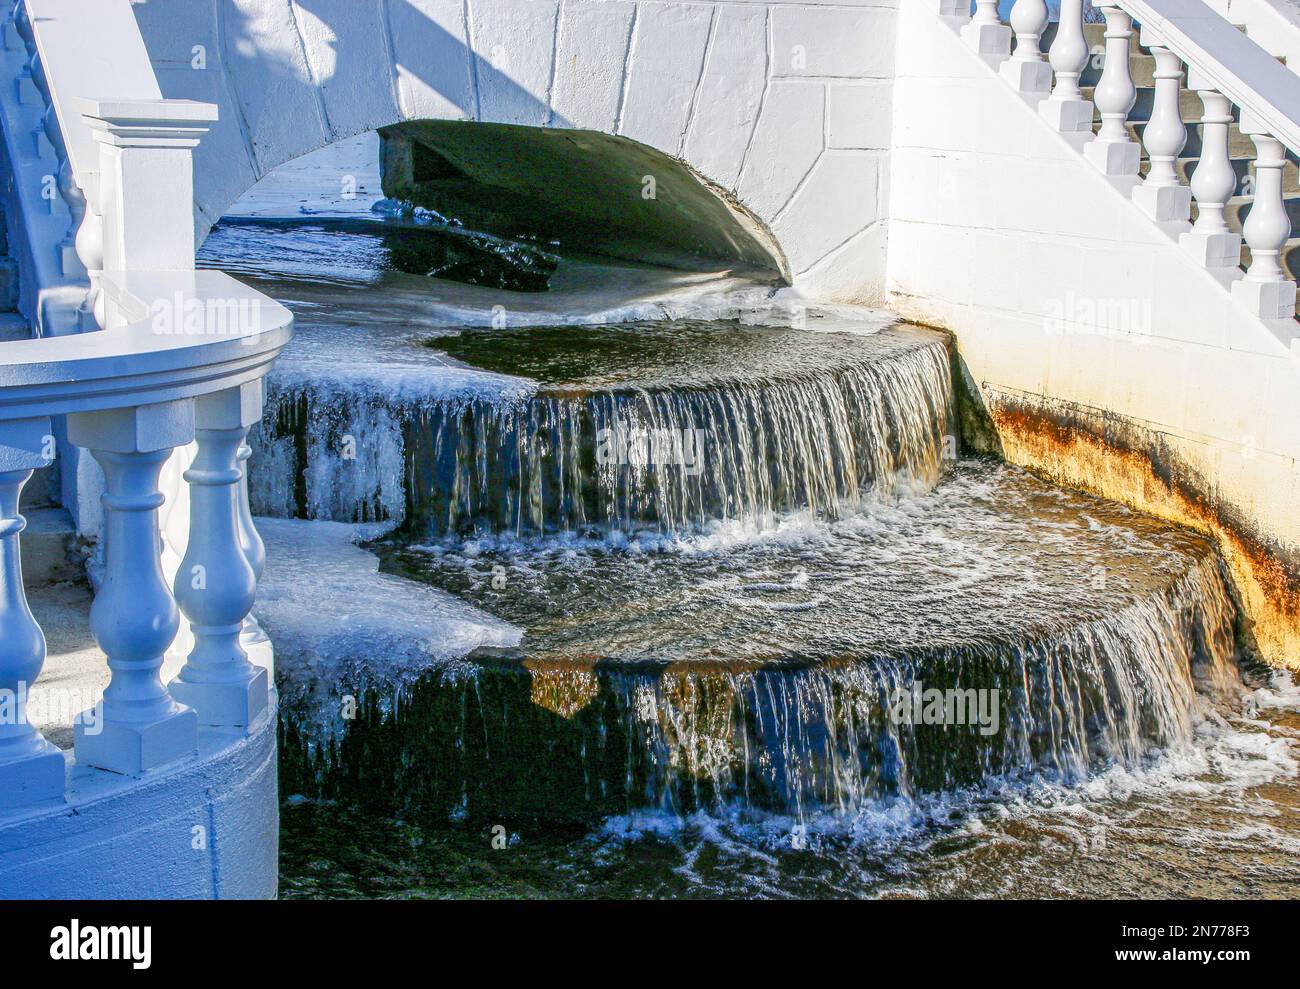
[1000,0,1052,97]
[1179,83,1243,278]
[171,383,269,729]
[0,416,65,809]
[1041,0,1092,134]
[961,0,1011,66]
[1084,2,1140,178]
[1134,45,1192,225]
[1233,118,1296,320]
[67,402,198,775]
[77,98,217,327]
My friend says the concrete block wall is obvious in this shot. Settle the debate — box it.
[888,4,1300,667]
[129,0,900,302]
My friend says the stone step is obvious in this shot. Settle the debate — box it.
[0,258,17,312]
[0,310,29,341]
[20,506,82,588]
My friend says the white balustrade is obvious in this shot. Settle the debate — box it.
[1000,0,1052,96]
[1085,3,1141,177]
[0,416,64,810]
[1179,86,1243,274]
[171,383,269,729]
[1040,0,1093,134]
[961,0,1011,65]
[67,403,198,775]
[1232,121,1296,319]
[1134,46,1192,224]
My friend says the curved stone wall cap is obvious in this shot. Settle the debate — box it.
[0,271,292,421]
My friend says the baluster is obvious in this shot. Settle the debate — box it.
[1040,0,1092,133]
[1179,85,1242,277]
[1084,3,1139,178]
[74,179,104,331]
[67,402,198,776]
[236,389,272,662]
[0,417,64,810]
[999,1,1051,96]
[3,0,22,51]
[11,1,36,106]
[28,50,48,157]
[1133,46,1191,225]
[172,383,269,729]
[1232,120,1296,319]
[961,0,1011,66]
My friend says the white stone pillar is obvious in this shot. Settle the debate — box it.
[1133,46,1191,224]
[68,401,198,776]
[1233,123,1296,320]
[171,383,269,729]
[1040,0,1092,134]
[1179,86,1243,276]
[961,0,1011,66]
[999,0,1052,97]
[1084,3,1140,177]
[0,416,65,810]
[77,98,217,326]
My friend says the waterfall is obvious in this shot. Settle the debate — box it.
[252,321,956,539]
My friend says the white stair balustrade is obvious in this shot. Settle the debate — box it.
[1233,120,1297,319]
[962,0,1012,66]
[1000,0,1052,97]
[0,416,64,809]
[171,382,269,729]
[1134,44,1193,225]
[68,402,198,775]
[1085,3,1141,178]
[1179,84,1244,277]
[1041,0,1094,134]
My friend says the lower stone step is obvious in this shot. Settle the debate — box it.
[0,258,18,312]
[20,506,82,588]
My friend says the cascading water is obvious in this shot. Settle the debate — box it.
[252,319,954,538]
[259,303,1248,828]
[197,208,1299,899]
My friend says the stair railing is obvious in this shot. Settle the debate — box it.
[0,1,292,812]
[943,0,1300,327]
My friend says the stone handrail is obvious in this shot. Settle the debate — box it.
[1120,0,1300,156]
[0,0,292,813]
[948,0,1300,330]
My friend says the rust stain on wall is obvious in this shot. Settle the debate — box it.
[980,389,1300,671]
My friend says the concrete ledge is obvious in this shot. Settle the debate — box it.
[0,700,278,899]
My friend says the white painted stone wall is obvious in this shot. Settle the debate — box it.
[129,0,900,302]
[888,4,1300,553]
